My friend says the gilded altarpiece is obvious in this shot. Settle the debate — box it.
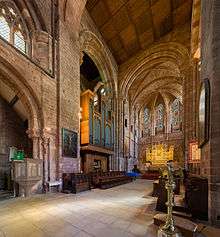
[145,144,174,165]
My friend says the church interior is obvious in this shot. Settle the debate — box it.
[0,0,220,236]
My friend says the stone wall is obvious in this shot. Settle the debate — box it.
[58,18,81,174]
[201,0,220,227]
[0,0,120,184]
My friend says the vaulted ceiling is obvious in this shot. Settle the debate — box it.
[86,0,193,64]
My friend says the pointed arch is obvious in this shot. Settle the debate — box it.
[0,56,43,133]
[79,29,118,98]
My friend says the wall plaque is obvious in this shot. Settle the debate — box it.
[189,141,201,163]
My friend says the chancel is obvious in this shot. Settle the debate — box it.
[0,0,220,236]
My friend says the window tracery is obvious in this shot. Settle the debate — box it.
[155,104,165,133]
[171,99,182,131]
[0,2,28,54]
[0,16,9,40]
[143,107,151,135]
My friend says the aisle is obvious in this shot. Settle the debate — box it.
[0,179,158,237]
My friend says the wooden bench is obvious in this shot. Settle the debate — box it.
[99,175,132,189]
[90,171,133,189]
[62,173,91,194]
[141,170,160,180]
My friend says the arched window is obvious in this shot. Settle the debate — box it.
[155,104,165,133]
[171,99,182,132]
[14,30,26,52]
[143,107,151,135]
[0,16,10,41]
[0,2,28,54]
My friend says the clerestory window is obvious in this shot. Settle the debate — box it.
[0,2,28,54]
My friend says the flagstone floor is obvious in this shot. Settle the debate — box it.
[0,179,158,237]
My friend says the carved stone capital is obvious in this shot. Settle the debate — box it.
[26,129,40,139]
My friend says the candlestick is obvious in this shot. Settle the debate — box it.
[158,161,182,237]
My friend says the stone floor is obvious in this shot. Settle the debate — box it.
[0,180,158,237]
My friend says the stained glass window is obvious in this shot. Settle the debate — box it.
[143,107,151,135]
[0,3,28,54]
[155,104,164,132]
[144,107,149,124]
[171,99,182,131]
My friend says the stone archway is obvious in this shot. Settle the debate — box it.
[0,58,44,160]
[0,56,45,195]
[79,29,118,97]
[78,25,119,169]
[119,42,189,98]
[118,42,190,171]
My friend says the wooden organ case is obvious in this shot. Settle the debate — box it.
[80,90,114,173]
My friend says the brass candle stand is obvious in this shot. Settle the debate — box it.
[158,162,182,237]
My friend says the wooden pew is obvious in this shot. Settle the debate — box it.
[90,171,133,189]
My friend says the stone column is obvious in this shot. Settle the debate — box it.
[27,129,40,159]
[151,108,155,136]
[181,64,194,169]
[117,96,124,170]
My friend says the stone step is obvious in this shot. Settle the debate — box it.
[154,213,204,237]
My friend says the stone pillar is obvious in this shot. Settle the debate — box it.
[151,109,155,136]
[181,64,194,169]
[165,99,169,135]
[27,129,40,160]
[117,96,124,170]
